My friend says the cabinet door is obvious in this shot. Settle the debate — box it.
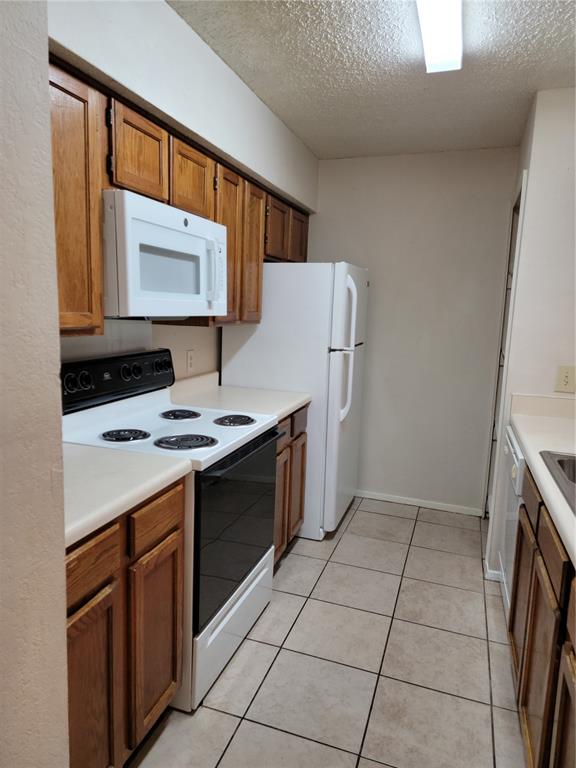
[288,209,309,263]
[288,432,307,541]
[241,181,266,322]
[509,505,538,688]
[111,101,169,201]
[129,529,183,745]
[170,138,215,218]
[549,644,576,768]
[519,553,562,768]
[214,166,243,324]
[67,581,123,768]
[49,67,104,334]
[265,195,290,260]
[274,447,291,563]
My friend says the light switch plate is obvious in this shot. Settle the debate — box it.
[555,365,575,393]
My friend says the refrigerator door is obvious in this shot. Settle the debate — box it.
[324,344,366,532]
[331,263,369,349]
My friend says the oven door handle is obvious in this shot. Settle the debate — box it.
[205,429,282,477]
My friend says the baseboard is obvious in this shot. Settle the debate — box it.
[356,489,482,517]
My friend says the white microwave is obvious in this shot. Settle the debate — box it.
[103,189,227,317]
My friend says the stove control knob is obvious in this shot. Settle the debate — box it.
[154,359,163,374]
[120,364,132,382]
[78,370,93,390]
[162,358,172,373]
[131,362,143,380]
[64,372,78,394]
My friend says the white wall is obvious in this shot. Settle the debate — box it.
[309,148,518,514]
[0,3,69,765]
[47,0,318,211]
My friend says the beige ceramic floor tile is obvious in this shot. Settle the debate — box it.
[331,532,408,575]
[358,498,418,519]
[486,593,509,644]
[490,642,517,711]
[395,578,486,638]
[284,599,391,672]
[381,619,490,703]
[363,677,493,768]
[418,507,480,530]
[493,707,526,767]
[358,760,389,767]
[348,510,414,544]
[484,578,503,596]
[404,546,484,592]
[273,553,325,596]
[311,562,400,615]
[133,708,239,768]
[412,521,481,557]
[219,721,357,768]
[203,640,278,716]
[247,649,376,753]
[290,535,338,560]
[248,591,306,646]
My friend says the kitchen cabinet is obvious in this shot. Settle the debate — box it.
[265,195,291,260]
[49,66,105,335]
[110,100,169,202]
[241,181,266,323]
[274,406,309,563]
[170,138,215,218]
[288,208,309,263]
[65,482,185,768]
[214,166,243,324]
[549,642,576,768]
[509,505,538,687]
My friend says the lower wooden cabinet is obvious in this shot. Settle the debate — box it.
[509,505,538,686]
[274,446,291,562]
[274,406,308,563]
[288,432,307,539]
[549,643,576,768]
[65,482,185,768]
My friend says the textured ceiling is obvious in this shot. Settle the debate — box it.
[168,0,575,158]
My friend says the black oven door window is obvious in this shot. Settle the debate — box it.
[194,429,278,633]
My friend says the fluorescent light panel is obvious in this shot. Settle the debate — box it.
[416,0,463,73]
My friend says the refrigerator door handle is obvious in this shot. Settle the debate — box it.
[340,350,355,422]
[346,274,358,349]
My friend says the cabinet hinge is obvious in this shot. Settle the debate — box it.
[264,233,269,246]
[105,106,112,129]
[213,176,219,192]
[265,205,270,217]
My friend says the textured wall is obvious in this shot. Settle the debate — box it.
[309,148,518,513]
[0,3,69,766]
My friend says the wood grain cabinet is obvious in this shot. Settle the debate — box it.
[65,483,185,768]
[549,642,576,768]
[265,195,291,260]
[289,432,307,539]
[214,166,243,324]
[288,208,309,263]
[49,66,105,335]
[274,446,291,562]
[274,406,308,563]
[170,138,215,218]
[509,505,538,687]
[241,181,266,322]
[111,100,169,202]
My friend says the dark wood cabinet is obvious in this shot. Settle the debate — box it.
[111,100,169,201]
[170,138,215,218]
[241,181,266,323]
[214,166,243,324]
[265,195,291,260]
[289,432,307,539]
[549,642,576,768]
[509,505,539,687]
[288,208,309,263]
[274,447,291,562]
[49,66,105,335]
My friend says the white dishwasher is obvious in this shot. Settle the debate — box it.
[500,426,525,618]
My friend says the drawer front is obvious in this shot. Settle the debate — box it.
[129,483,184,559]
[291,405,309,438]
[66,523,121,609]
[522,468,543,532]
[277,417,293,453]
[538,506,571,609]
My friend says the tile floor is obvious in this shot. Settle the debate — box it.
[132,498,526,768]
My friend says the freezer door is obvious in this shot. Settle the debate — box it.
[331,263,369,349]
[324,345,365,532]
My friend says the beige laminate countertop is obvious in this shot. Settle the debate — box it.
[511,395,576,564]
[63,444,192,548]
[170,373,311,421]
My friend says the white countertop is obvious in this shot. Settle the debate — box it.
[63,444,191,548]
[511,395,576,564]
[170,373,312,421]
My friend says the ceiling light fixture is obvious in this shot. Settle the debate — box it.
[416,0,463,73]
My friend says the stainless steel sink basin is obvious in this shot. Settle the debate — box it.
[540,451,576,513]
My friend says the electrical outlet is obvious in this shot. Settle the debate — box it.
[186,349,195,375]
[555,365,575,393]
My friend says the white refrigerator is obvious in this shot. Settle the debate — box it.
[222,262,369,540]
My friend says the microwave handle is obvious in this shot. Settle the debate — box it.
[206,239,220,304]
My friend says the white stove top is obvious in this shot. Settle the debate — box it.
[62,388,277,470]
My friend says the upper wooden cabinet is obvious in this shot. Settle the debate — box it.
[49,66,105,335]
[170,138,215,218]
[111,101,169,202]
[214,165,243,324]
[265,195,290,260]
[288,208,309,263]
[241,181,266,323]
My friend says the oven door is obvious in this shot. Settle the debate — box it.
[194,428,279,634]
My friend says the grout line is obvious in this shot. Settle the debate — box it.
[377,673,491,708]
[241,716,360,758]
[483,561,498,768]
[389,615,488,643]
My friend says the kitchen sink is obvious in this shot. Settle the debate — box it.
[540,451,576,513]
